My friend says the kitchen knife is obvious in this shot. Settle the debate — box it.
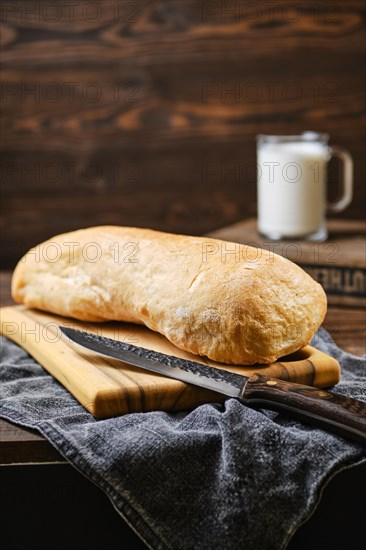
[61,327,366,444]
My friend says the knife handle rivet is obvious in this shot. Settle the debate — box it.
[318,391,329,398]
[266,380,278,386]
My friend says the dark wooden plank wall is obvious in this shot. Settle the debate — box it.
[1,0,365,267]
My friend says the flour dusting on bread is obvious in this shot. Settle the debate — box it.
[12,226,327,364]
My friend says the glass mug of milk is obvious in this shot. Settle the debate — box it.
[257,132,353,241]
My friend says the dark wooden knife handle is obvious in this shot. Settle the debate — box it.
[240,374,366,445]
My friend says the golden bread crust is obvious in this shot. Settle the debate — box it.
[12,226,327,364]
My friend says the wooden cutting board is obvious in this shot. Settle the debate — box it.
[0,306,340,419]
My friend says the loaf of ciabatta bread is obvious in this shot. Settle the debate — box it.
[11,226,327,364]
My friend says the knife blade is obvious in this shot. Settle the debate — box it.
[61,327,366,444]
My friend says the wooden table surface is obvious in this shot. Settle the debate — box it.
[1,269,365,464]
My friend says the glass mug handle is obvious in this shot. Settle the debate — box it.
[327,146,353,213]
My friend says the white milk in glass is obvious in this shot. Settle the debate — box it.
[257,140,329,239]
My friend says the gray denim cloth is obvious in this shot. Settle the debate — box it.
[0,327,365,550]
